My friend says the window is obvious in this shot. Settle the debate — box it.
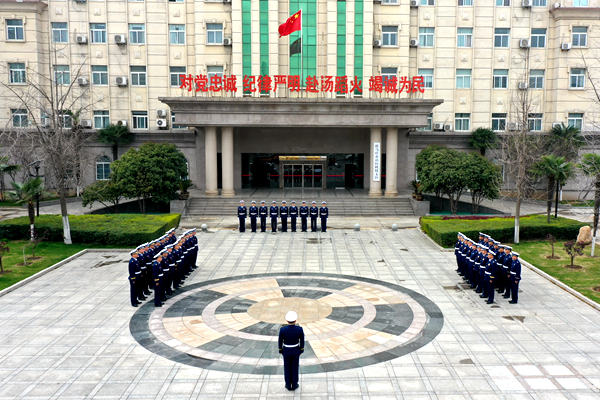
[130,66,147,86]
[171,112,187,129]
[169,24,185,45]
[382,26,398,46]
[418,68,433,88]
[457,28,472,48]
[381,67,397,85]
[568,113,583,129]
[59,112,72,129]
[496,0,510,5]
[528,113,542,131]
[494,28,509,48]
[54,65,70,85]
[94,111,109,129]
[207,65,224,80]
[572,27,587,47]
[90,23,106,44]
[206,23,223,44]
[170,66,186,87]
[492,113,506,131]
[132,111,148,129]
[459,0,473,6]
[532,0,546,5]
[129,24,145,44]
[92,65,108,85]
[531,28,546,48]
[11,109,28,128]
[417,113,433,131]
[493,69,508,89]
[6,19,24,41]
[455,113,470,131]
[570,68,585,89]
[52,22,68,43]
[420,0,434,5]
[419,27,434,47]
[529,69,544,89]
[456,69,471,89]
[574,0,588,6]
[382,0,399,3]
[96,156,111,180]
[169,0,184,2]
[9,63,26,84]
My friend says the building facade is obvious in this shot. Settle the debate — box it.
[1,0,599,197]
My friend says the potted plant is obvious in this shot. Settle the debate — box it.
[409,180,419,198]
[415,182,424,201]
[178,179,193,200]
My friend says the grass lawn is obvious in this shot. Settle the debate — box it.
[560,200,595,207]
[510,240,600,304]
[0,200,21,207]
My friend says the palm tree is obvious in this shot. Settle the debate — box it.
[97,123,134,162]
[0,158,21,200]
[468,127,498,156]
[579,153,600,256]
[9,178,45,241]
[548,123,585,161]
[532,155,575,223]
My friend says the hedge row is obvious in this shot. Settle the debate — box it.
[420,214,587,248]
[0,214,181,246]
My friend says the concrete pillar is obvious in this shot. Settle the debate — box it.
[221,127,235,197]
[368,127,383,197]
[385,127,398,197]
[205,126,218,196]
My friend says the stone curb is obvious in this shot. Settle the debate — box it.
[416,229,454,252]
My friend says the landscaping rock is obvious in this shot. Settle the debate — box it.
[577,226,592,245]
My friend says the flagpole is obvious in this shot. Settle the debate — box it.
[300,6,303,97]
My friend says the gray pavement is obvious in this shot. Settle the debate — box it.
[1,228,600,399]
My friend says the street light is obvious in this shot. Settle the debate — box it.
[28,160,42,217]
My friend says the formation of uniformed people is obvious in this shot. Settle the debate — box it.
[128,228,199,308]
[454,232,522,304]
[238,200,329,233]
[278,310,305,391]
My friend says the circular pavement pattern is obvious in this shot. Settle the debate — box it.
[130,273,444,374]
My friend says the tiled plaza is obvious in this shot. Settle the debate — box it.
[1,228,600,399]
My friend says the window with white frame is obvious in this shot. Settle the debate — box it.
[170,66,186,87]
[92,65,108,85]
[528,113,542,131]
[6,19,24,41]
[206,23,223,44]
[130,66,147,86]
[59,112,72,129]
[381,67,397,86]
[570,68,585,89]
[96,156,111,180]
[419,27,434,47]
[531,28,546,48]
[456,69,471,89]
[171,112,187,129]
[459,0,473,5]
[496,0,509,5]
[457,28,472,48]
[9,63,26,84]
[129,24,145,44]
[574,0,588,6]
[169,24,185,44]
[382,0,399,3]
[529,69,544,89]
[532,0,546,5]
[420,0,434,5]
[90,23,106,43]
[417,113,433,131]
[11,109,28,128]
[572,27,587,47]
[418,68,433,88]
[382,26,398,46]
[455,113,470,131]
[568,113,583,129]
[94,110,109,129]
[207,65,224,80]
[493,69,508,89]
[54,65,70,85]
[132,111,148,129]
[494,28,509,48]
[492,113,506,131]
[52,22,68,43]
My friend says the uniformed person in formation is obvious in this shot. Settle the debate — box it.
[259,201,268,232]
[309,201,318,232]
[249,200,258,233]
[152,253,164,307]
[484,251,496,304]
[238,200,247,232]
[508,252,521,304]
[319,201,329,232]
[280,200,289,232]
[128,249,142,307]
[278,311,304,391]
[270,201,279,232]
[299,201,309,232]
[289,201,298,232]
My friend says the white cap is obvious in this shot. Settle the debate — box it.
[285,311,298,322]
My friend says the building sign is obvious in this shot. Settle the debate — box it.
[373,142,381,182]
[178,75,425,95]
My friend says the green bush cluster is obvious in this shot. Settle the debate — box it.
[0,214,181,246]
[420,215,586,248]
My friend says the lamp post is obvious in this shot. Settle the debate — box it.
[28,160,42,217]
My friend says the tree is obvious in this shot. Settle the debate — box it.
[468,127,498,156]
[82,180,124,213]
[579,153,600,256]
[547,123,586,162]
[97,124,135,162]
[0,242,8,274]
[9,177,46,241]
[546,233,557,259]
[464,152,502,214]
[564,241,585,268]
[415,144,448,210]
[532,155,576,223]
[0,158,21,200]
[30,230,48,259]
[110,143,187,213]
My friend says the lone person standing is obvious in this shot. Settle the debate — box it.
[279,311,304,391]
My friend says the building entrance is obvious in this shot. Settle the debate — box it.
[282,164,324,188]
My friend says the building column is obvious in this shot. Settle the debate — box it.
[205,126,218,196]
[368,127,383,197]
[221,126,235,197]
[385,127,398,197]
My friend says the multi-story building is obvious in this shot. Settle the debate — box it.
[1,0,598,197]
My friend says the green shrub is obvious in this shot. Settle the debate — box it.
[0,214,181,246]
[420,214,586,248]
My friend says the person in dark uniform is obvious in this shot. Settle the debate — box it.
[278,311,304,391]
[509,252,522,304]
[160,250,169,301]
[280,201,289,232]
[502,247,513,299]
[238,200,247,232]
[152,253,164,307]
[249,201,259,233]
[309,201,318,232]
[289,201,298,232]
[164,246,176,295]
[299,201,308,232]
[485,251,497,304]
[259,201,268,232]
[270,201,279,232]
[319,201,329,232]
[128,250,141,307]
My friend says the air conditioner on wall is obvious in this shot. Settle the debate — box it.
[521,0,532,7]
[157,109,168,118]
[519,39,530,48]
[117,120,128,126]
[561,43,571,51]
[81,119,93,128]
[223,0,231,3]
[444,124,453,131]
[508,122,523,131]
[410,0,419,6]
[77,77,89,86]
[76,34,88,44]
[518,82,528,90]
[156,119,168,129]
[373,39,382,47]
[433,123,444,131]
[114,35,127,45]
[223,38,232,46]
[116,76,128,86]
[409,39,419,47]
[553,1,561,8]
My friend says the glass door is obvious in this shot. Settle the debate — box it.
[304,165,313,188]
[293,165,303,188]
[283,165,293,187]
[313,164,323,188]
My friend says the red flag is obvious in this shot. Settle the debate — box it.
[279,10,301,37]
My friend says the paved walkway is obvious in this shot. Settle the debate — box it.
[1,229,600,399]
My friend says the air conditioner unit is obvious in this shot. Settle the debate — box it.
[433,123,444,131]
[521,0,532,7]
[552,1,560,8]
[410,0,419,6]
[223,0,231,3]
[223,38,232,46]
[156,119,168,129]
[444,124,453,131]
[518,82,528,90]
[508,122,522,131]
[40,117,51,127]
[561,42,571,51]
[77,77,89,86]
[81,119,93,128]
[117,120,128,126]
[409,39,419,47]
[114,34,127,45]
[373,39,382,47]
[76,34,88,44]
[552,122,562,128]
[519,39,530,48]
[116,76,128,86]
[157,109,168,118]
